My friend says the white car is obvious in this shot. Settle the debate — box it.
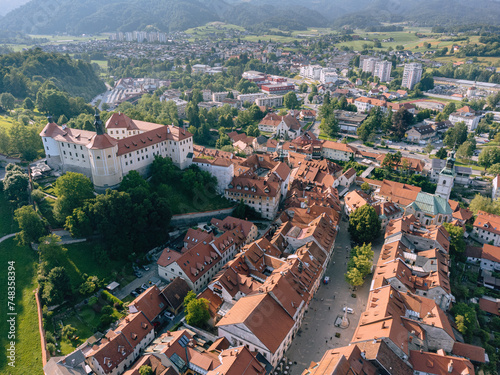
[164,311,175,320]
[343,307,354,314]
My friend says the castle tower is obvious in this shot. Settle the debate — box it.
[436,152,456,201]
[39,115,62,170]
[87,112,123,191]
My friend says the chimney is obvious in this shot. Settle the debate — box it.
[448,360,453,373]
[47,115,53,124]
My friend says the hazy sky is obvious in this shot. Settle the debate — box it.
[1,0,32,16]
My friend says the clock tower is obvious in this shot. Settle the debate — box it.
[436,152,456,201]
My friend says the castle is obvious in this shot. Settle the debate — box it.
[40,113,193,190]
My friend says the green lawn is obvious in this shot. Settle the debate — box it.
[54,241,133,290]
[169,190,233,215]
[0,115,15,131]
[0,191,19,237]
[0,238,43,375]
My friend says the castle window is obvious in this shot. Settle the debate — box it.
[82,154,84,158]
[442,180,446,185]
[69,152,72,156]
[108,155,111,158]
[80,146,82,150]
[97,156,100,159]
[74,145,76,149]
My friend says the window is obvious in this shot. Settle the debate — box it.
[97,156,100,159]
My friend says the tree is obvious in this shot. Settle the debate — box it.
[42,267,71,305]
[61,324,77,340]
[3,170,29,204]
[299,83,308,93]
[345,267,364,287]
[424,143,434,155]
[38,234,66,266]
[361,182,370,192]
[283,92,299,109]
[487,163,500,176]
[139,366,153,375]
[14,205,46,245]
[185,297,210,327]
[0,92,16,111]
[349,205,381,244]
[456,141,474,161]
[23,97,34,110]
[444,122,467,148]
[451,302,477,337]
[478,147,500,169]
[352,243,374,277]
[435,148,448,159]
[443,223,465,254]
[391,108,413,140]
[469,194,500,215]
[320,114,339,138]
[53,172,94,222]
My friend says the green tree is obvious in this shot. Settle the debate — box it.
[451,302,477,337]
[424,143,434,154]
[435,148,448,159]
[23,97,34,110]
[352,243,374,277]
[361,182,370,192]
[456,141,474,161]
[53,172,94,222]
[444,122,468,148]
[42,267,71,305]
[283,92,299,109]
[3,169,29,204]
[349,204,381,244]
[478,147,500,169]
[487,163,500,176]
[61,324,77,340]
[38,234,66,266]
[345,267,364,287]
[391,108,413,140]
[320,114,339,138]
[185,297,210,327]
[469,194,500,215]
[443,223,465,254]
[139,366,153,375]
[299,83,308,93]
[0,92,16,111]
[14,205,47,245]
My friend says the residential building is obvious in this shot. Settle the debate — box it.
[210,216,258,244]
[472,211,500,246]
[449,107,482,132]
[373,60,392,82]
[406,124,435,143]
[409,350,475,375]
[352,97,387,113]
[334,110,367,134]
[237,93,266,103]
[192,157,234,193]
[85,312,155,375]
[474,244,500,272]
[258,113,301,139]
[373,201,403,228]
[255,95,284,108]
[493,175,500,200]
[344,190,376,216]
[321,141,358,161]
[44,350,89,375]
[160,277,191,315]
[40,113,193,191]
[402,63,423,90]
[156,227,246,292]
[261,83,295,95]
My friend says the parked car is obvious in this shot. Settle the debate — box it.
[143,265,150,271]
[343,307,354,314]
[323,276,330,284]
[131,291,139,298]
[135,288,143,295]
[135,271,142,278]
[164,311,175,320]
[141,283,148,291]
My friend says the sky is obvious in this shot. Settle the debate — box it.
[1,0,32,16]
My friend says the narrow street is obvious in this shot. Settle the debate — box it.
[284,205,384,375]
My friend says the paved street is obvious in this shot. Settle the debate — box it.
[284,206,384,375]
[115,265,160,300]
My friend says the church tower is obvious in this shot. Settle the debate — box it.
[436,152,456,201]
[87,112,122,191]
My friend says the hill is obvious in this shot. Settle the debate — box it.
[1,0,499,35]
[0,48,105,100]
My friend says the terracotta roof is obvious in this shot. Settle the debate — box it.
[40,122,96,146]
[259,113,301,131]
[211,217,256,239]
[452,342,487,363]
[122,354,176,375]
[227,176,280,198]
[128,285,167,322]
[345,190,374,212]
[410,350,475,375]
[116,125,191,156]
[206,346,266,375]
[217,293,295,352]
[378,180,421,206]
[478,297,500,316]
[474,211,500,235]
[482,244,500,263]
[322,140,357,153]
[106,112,140,130]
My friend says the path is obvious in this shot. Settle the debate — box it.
[0,232,17,243]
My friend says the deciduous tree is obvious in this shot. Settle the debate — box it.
[14,205,46,245]
[349,205,381,244]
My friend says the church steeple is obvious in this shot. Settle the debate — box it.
[94,110,104,135]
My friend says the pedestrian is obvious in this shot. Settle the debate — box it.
[328,306,330,310]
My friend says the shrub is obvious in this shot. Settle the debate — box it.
[335,332,341,338]
[101,305,113,315]
[101,290,123,308]
[46,343,56,355]
[45,331,56,345]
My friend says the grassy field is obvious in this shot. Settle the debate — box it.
[0,238,43,375]
[91,60,108,70]
[0,115,15,131]
[168,189,234,215]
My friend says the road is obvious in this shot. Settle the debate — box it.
[284,197,384,375]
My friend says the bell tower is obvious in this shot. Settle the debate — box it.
[436,152,456,201]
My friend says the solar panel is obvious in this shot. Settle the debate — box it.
[179,335,190,348]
